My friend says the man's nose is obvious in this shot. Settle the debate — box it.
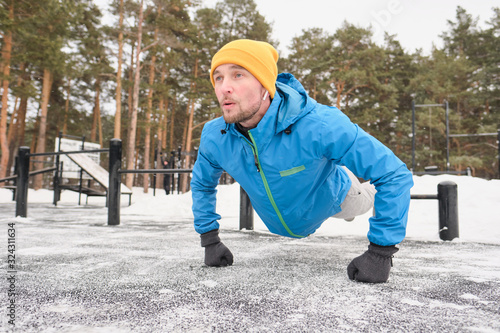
[219,78,234,93]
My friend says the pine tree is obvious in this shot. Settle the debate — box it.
[283,28,333,105]
[21,0,76,189]
[0,0,14,181]
[215,0,273,44]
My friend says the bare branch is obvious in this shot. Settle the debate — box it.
[192,119,212,130]
[140,40,159,54]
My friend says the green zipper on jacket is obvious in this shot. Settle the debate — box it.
[247,132,304,238]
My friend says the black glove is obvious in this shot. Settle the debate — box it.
[347,243,399,283]
[200,229,233,267]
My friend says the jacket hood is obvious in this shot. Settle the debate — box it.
[274,73,317,133]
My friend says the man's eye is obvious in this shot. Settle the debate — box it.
[235,73,243,78]
[214,76,222,82]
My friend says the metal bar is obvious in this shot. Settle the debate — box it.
[61,133,86,139]
[16,147,30,217]
[28,167,57,176]
[239,187,254,230]
[449,133,497,137]
[445,100,450,171]
[411,194,438,200]
[412,170,468,175]
[0,175,17,183]
[412,100,415,172]
[414,104,446,107]
[118,169,193,174]
[108,139,122,226]
[28,148,109,157]
[498,128,500,179]
[54,132,62,206]
[438,181,459,241]
[4,167,189,181]
[177,146,182,194]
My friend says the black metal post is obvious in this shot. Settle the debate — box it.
[16,147,30,217]
[437,181,459,241]
[239,187,254,230]
[169,151,175,194]
[77,136,86,205]
[108,139,122,226]
[497,128,500,179]
[177,145,182,194]
[12,156,18,201]
[445,100,450,171]
[153,148,157,196]
[53,131,62,205]
[411,100,415,172]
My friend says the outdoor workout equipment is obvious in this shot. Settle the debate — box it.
[14,145,109,217]
[107,139,193,226]
[239,181,459,241]
[448,129,500,179]
[12,139,132,217]
[412,101,499,177]
[410,181,459,241]
[411,101,450,172]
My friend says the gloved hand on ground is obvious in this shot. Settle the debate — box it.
[200,229,234,267]
[347,243,399,283]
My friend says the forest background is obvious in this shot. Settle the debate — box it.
[0,0,499,193]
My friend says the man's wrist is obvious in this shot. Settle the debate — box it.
[200,229,220,247]
[368,242,399,257]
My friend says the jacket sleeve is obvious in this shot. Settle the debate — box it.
[321,109,414,246]
[190,136,224,235]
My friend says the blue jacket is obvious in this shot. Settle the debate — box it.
[191,73,413,246]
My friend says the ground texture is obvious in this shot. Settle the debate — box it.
[1,202,499,332]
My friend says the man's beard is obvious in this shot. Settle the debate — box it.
[221,98,262,124]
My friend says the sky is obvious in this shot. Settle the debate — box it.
[202,0,498,56]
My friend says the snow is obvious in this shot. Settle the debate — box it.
[117,174,500,245]
[1,175,499,332]
[3,175,497,244]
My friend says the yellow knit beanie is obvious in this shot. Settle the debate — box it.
[210,39,279,98]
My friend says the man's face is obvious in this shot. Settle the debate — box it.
[212,64,268,127]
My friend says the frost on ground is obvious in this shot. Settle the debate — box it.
[0,175,499,332]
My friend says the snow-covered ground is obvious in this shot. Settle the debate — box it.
[1,175,499,332]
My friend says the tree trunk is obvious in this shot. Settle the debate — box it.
[97,95,103,147]
[125,0,144,189]
[114,0,124,139]
[91,77,100,143]
[15,64,29,149]
[6,99,18,177]
[17,96,27,147]
[143,13,159,193]
[161,98,168,150]
[169,95,176,153]
[0,2,13,181]
[33,68,54,190]
[124,40,135,167]
[6,62,26,177]
[62,78,71,135]
[181,57,199,192]
[30,107,40,153]
[158,66,167,151]
[335,80,344,109]
[156,139,163,189]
